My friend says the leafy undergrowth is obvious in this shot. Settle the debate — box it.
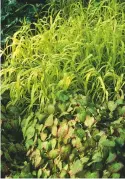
[1,92,125,178]
[21,93,125,178]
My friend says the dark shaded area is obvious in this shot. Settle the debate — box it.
[1,92,33,178]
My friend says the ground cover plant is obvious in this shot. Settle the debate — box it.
[1,0,125,178]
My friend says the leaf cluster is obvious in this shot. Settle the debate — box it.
[20,93,125,178]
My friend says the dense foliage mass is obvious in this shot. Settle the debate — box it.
[1,0,125,178]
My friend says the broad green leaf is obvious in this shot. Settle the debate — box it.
[85,171,99,178]
[111,117,123,124]
[102,170,110,178]
[66,126,74,138]
[30,149,40,158]
[63,164,68,170]
[70,160,83,175]
[75,128,85,139]
[115,137,124,147]
[101,139,115,147]
[61,145,71,156]
[108,101,117,112]
[58,122,68,138]
[116,98,123,105]
[81,95,87,106]
[45,114,53,127]
[60,169,67,178]
[25,139,34,149]
[52,125,57,136]
[34,155,42,168]
[108,162,124,173]
[121,106,125,115]
[36,112,46,123]
[21,113,34,135]
[40,132,47,141]
[42,141,49,151]
[47,104,55,114]
[84,115,95,128]
[111,173,120,178]
[25,126,35,140]
[50,138,57,149]
[80,157,89,164]
[77,110,86,123]
[49,149,59,159]
[106,152,117,164]
[92,151,102,162]
[37,169,42,178]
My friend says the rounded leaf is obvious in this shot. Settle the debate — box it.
[108,101,117,112]
[84,115,95,128]
[45,114,53,127]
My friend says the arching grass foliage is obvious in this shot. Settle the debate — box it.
[1,0,125,109]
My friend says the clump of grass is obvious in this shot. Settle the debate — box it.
[1,0,125,110]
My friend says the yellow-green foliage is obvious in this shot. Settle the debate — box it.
[1,0,125,109]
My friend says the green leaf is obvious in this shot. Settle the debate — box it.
[81,95,88,106]
[77,110,86,123]
[92,151,102,162]
[121,106,125,115]
[47,104,55,114]
[49,149,59,159]
[70,160,83,175]
[37,169,42,178]
[25,139,34,149]
[108,101,117,112]
[4,152,12,161]
[116,98,123,105]
[101,139,115,147]
[84,115,95,128]
[50,138,57,149]
[102,170,110,178]
[85,171,99,178]
[52,125,57,136]
[106,152,117,164]
[45,114,53,127]
[61,145,71,156]
[115,137,124,147]
[92,162,103,171]
[60,169,67,178]
[57,122,68,138]
[111,173,120,178]
[80,157,89,164]
[111,117,123,124]
[75,128,85,139]
[34,156,42,168]
[56,91,69,102]
[25,126,35,140]
[36,112,46,123]
[108,162,124,173]
[86,106,96,115]
[40,132,47,141]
